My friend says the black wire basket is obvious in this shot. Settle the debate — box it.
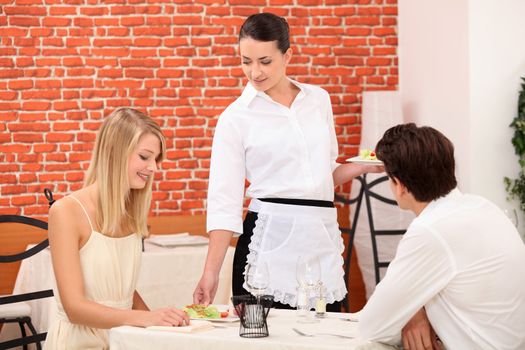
[231,294,274,338]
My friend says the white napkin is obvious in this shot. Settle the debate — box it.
[146,233,208,247]
[147,320,214,333]
[148,233,189,241]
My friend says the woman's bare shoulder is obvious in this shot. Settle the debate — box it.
[49,188,92,230]
[50,193,79,216]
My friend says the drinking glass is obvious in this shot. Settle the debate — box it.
[297,256,321,290]
[296,258,308,317]
[503,208,519,228]
[245,262,269,327]
[296,255,321,323]
[245,262,269,298]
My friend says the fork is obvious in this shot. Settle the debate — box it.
[292,327,354,339]
[212,324,228,329]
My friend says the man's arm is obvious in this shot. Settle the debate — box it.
[359,226,455,344]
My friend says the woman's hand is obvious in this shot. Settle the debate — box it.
[333,162,385,186]
[363,164,385,174]
[193,271,219,306]
[193,230,232,305]
[137,308,190,328]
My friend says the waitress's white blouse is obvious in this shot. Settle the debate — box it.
[207,79,340,234]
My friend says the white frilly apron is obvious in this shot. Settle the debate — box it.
[243,199,347,307]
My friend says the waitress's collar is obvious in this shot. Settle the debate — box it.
[239,78,307,108]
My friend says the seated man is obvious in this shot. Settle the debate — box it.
[359,123,525,350]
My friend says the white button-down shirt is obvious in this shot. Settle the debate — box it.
[207,80,340,234]
[359,189,525,349]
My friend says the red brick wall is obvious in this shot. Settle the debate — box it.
[0,0,398,217]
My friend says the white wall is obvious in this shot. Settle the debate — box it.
[468,1,525,208]
[399,0,525,234]
[399,0,471,190]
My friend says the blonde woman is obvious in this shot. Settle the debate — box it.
[45,108,189,349]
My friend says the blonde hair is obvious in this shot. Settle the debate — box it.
[85,108,166,237]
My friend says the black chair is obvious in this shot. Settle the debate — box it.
[338,174,407,295]
[361,174,407,284]
[335,176,365,311]
[0,189,55,350]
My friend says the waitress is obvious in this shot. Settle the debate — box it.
[193,12,381,311]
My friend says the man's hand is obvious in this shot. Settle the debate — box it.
[402,308,443,350]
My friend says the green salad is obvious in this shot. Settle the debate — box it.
[183,304,221,319]
[359,149,377,160]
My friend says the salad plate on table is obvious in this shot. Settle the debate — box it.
[184,304,239,323]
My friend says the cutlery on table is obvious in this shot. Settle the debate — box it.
[292,327,354,339]
[212,324,228,329]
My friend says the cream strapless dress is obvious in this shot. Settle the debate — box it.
[44,196,142,350]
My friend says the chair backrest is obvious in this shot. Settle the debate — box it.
[361,175,407,284]
[0,200,55,348]
[335,176,366,287]
[337,175,408,288]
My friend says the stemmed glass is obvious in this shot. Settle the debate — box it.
[245,263,269,328]
[245,262,269,300]
[296,255,321,323]
[503,208,519,228]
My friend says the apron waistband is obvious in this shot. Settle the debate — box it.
[248,198,336,219]
[258,197,334,208]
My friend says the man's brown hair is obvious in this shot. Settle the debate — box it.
[375,123,457,202]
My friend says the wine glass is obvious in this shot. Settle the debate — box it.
[245,263,269,327]
[503,208,519,228]
[296,255,321,323]
[245,262,269,298]
[297,255,321,288]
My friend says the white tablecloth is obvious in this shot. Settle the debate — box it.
[0,241,234,345]
[110,309,396,350]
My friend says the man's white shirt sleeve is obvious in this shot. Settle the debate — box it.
[359,224,455,343]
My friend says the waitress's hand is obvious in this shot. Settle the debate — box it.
[351,162,385,174]
[334,162,384,186]
[193,271,219,306]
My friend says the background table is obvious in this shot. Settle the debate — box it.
[0,241,234,345]
[110,309,396,350]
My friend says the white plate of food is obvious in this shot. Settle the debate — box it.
[346,156,383,166]
[183,304,239,323]
[346,149,383,165]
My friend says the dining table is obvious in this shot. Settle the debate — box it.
[0,238,234,345]
[109,309,397,350]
